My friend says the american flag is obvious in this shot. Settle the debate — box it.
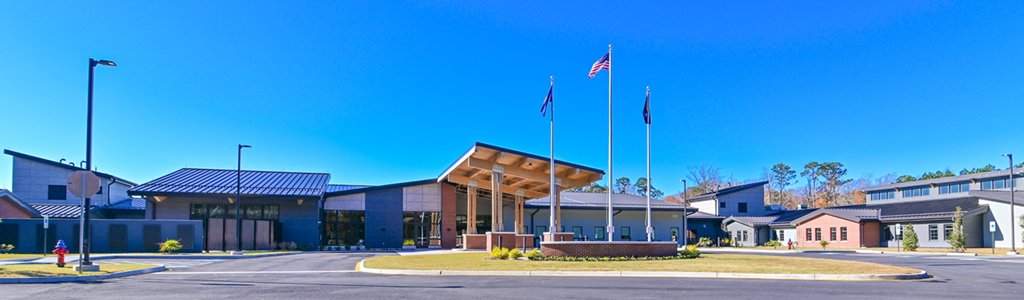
[588,53,610,78]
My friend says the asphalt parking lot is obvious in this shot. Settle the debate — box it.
[4,251,1023,300]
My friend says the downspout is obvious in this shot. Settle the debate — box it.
[107,177,117,206]
[613,209,623,216]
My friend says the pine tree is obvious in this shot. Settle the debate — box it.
[947,207,967,253]
[902,223,919,251]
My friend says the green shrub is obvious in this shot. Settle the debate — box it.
[696,237,712,247]
[497,248,510,259]
[0,244,14,254]
[509,248,523,259]
[403,239,415,246]
[902,224,919,251]
[819,240,829,250]
[490,246,502,258]
[526,248,543,259]
[947,207,967,253]
[159,239,183,254]
[720,238,732,247]
[680,245,701,258]
[345,245,351,251]
[764,240,782,248]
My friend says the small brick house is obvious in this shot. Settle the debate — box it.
[792,209,882,248]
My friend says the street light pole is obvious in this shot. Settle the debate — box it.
[1005,154,1019,255]
[681,179,688,246]
[83,58,115,266]
[235,144,251,255]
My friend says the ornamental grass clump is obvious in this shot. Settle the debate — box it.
[489,246,511,259]
[526,248,543,260]
[509,248,523,259]
[679,245,701,258]
[159,239,183,254]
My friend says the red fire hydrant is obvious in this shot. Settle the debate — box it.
[52,240,68,268]
[787,239,793,250]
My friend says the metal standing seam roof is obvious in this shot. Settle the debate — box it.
[128,168,330,197]
[325,184,374,193]
[687,181,769,202]
[32,204,97,218]
[724,216,780,227]
[861,168,1024,192]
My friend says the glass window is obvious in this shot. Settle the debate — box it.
[840,227,848,241]
[913,189,921,197]
[621,226,631,241]
[994,180,1005,189]
[929,225,938,240]
[246,205,263,219]
[190,204,207,220]
[742,231,748,242]
[264,206,279,220]
[48,185,67,200]
[572,226,583,240]
[323,210,366,246]
[536,226,547,236]
[779,230,785,241]
[815,228,822,241]
[670,227,680,241]
[982,181,992,190]
[806,228,812,241]
[903,190,912,198]
[738,203,748,213]
[961,183,970,192]
[950,184,960,193]
[209,205,225,218]
[940,186,949,194]
[944,224,954,240]
[830,227,837,241]
[595,226,605,240]
[720,202,726,208]
[888,191,895,199]
[922,188,930,196]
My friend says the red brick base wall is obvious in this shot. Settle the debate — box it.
[486,232,517,250]
[463,234,487,250]
[540,242,678,257]
[514,234,535,249]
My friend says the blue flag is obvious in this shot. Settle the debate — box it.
[541,84,553,117]
[643,89,651,124]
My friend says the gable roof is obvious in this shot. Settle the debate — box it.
[326,184,373,193]
[766,209,819,227]
[5,149,138,186]
[792,208,880,224]
[0,189,42,218]
[128,168,330,197]
[525,192,695,212]
[687,211,725,220]
[724,216,779,227]
[687,181,768,202]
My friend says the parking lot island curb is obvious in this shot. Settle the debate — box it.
[355,260,928,281]
[0,265,167,284]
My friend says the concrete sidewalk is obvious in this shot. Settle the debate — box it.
[1,252,299,266]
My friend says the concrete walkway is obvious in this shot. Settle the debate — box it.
[1,252,299,266]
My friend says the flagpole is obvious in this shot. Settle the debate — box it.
[646,87,652,243]
[607,44,614,242]
[549,76,557,235]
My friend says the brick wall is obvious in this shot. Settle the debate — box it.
[540,242,678,257]
[441,184,457,249]
[0,195,35,219]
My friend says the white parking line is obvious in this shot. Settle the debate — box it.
[155,270,359,275]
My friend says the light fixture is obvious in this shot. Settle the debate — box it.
[297,199,304,205]
[228,197,235,204]
[97,60,117,66]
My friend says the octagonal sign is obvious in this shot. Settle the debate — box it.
[67,170,101,199]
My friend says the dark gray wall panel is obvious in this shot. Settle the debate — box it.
[365,188,403,248]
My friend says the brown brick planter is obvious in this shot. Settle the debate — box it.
[540,241,678,258]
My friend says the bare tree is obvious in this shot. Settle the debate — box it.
[687,164,724,194]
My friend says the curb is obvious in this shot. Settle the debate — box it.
[946,252,978,257]
[0,265,166,284]
[355,260,928,281]
[17,252,302,265]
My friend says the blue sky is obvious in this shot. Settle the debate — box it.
[1,1,1022,194]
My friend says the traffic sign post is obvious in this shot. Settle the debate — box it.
[42,215,49,256]
[895,224,903,252]
[990,221,997,254]
[68,171,101,272]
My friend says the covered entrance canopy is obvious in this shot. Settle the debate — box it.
[438,142,604,236]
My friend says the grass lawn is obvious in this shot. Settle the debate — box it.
[0,254,46,260]
[0,264,157,278]
[362,253,919,275]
